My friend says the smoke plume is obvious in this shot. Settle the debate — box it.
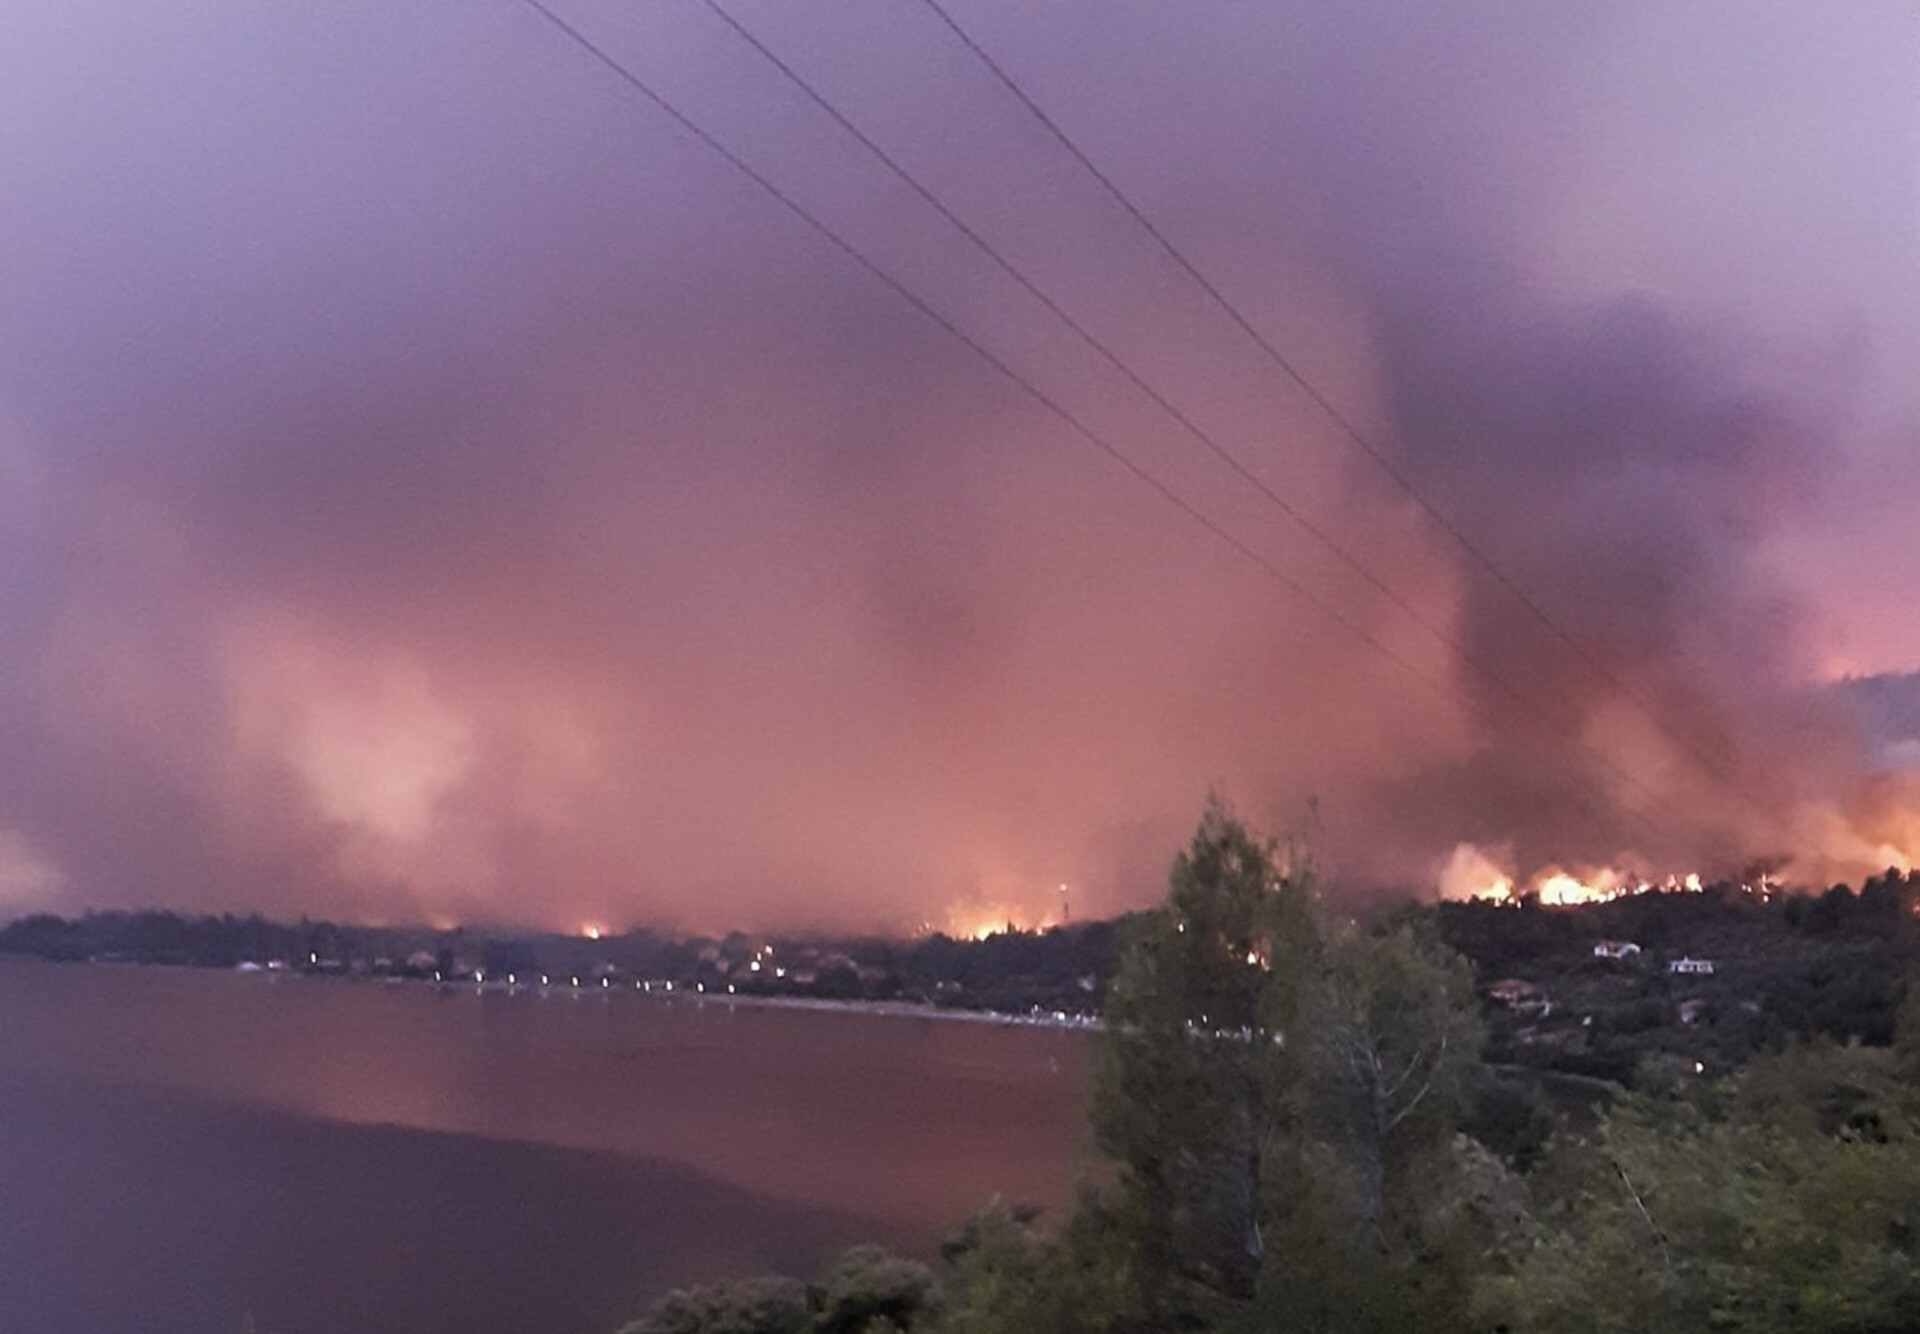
[0,0,1914,927]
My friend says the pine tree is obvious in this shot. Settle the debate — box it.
[1091,803,1485,1333]
[1090,801,1320,1328]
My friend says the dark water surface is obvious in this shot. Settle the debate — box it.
[0,960,1092,1334]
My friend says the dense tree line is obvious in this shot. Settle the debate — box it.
[1439,870,1916,1084]
[0,908,1124,1013]
[0,909,376,969]
[618,809,1920,1334]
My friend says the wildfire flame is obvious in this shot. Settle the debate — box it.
[941,902,1059,941]
[1439,843,1710,906]
[1432,766,1920,910]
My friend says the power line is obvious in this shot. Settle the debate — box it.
[696,0,1720,835]
[511,3,1409,672]
[513,0,1690,851]
[698,4,1501,701]
[915,0,1789,838]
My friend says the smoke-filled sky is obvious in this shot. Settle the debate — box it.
[2,0,1917,931]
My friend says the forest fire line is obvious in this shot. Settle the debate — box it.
[1435,785,1920,912]
[1528,868,1707,907]
[936,824,1920,937]
[1438,842,1776,908]
[939,884,1074,941]
[942,908,1058,942]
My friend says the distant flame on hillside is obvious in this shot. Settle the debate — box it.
[1533,868,1703,906]
[1437,843,1513,902]
[943,903,1055,941]
[1439,842,1709,906]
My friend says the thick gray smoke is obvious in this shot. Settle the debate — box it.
[1200,1,1920,888]
[1357,286,1845,876]
[0,0,1913,927]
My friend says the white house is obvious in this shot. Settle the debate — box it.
[1669,956,1715,976]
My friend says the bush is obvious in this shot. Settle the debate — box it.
[619,1276,811,1334]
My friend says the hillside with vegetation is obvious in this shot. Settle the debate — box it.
[9,830,1920,1334]
[1440,872,1916,1086]
[0,906,1124,1019]
[588,814,1920,1334]
[3,865,1911,1062]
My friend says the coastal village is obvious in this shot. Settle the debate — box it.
[5,863,1915,1081]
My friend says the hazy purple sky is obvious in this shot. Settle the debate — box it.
[2,1,1917,930]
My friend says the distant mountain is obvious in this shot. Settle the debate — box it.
[1834,670,1920,769]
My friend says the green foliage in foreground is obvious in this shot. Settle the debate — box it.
[1481,1043,1920,1334]
[623,1275,812,1334]
[620,1246,936,1334]
[619,804,1920,1334]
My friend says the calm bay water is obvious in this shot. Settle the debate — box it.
[0,960,1092,1334]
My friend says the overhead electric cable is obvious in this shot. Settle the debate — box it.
[514,0,1699,851]
[697,0,1725,836]
[915,0,1789,837]
[699,4,1513,701]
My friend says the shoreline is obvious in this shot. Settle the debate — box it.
[36,955,1108,1033]
[419,973,1106,1031]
